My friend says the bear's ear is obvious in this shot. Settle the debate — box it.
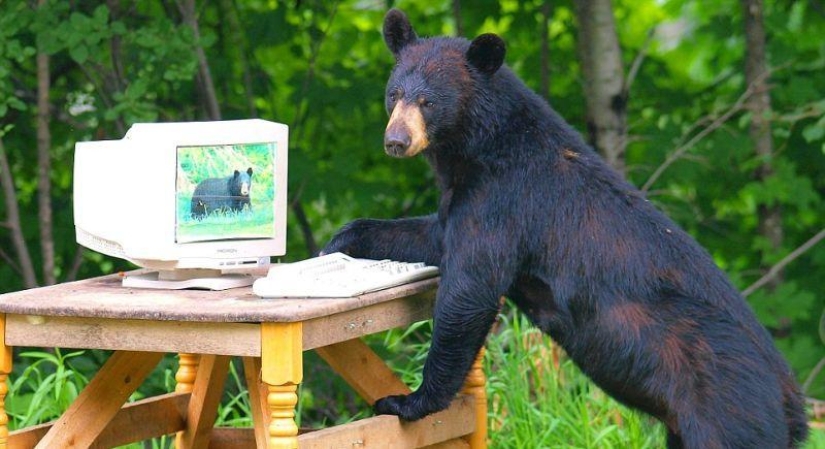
[466,33,506,75]
[246,167,253,176]
[383,9,417,56]
[233,170,240,178]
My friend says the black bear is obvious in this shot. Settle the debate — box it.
[190,167,253,220]
[323,9,809,449]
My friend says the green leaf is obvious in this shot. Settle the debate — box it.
[68,45,88,64]
[802,115,825,143]
[111,20,126,35]
[92,4,110,24]
[8,97,25,112]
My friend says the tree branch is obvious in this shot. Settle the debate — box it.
[802,356,825,394]
[37,0,56,285]
[742,228,825,297]
[65,245,86,283]
[0,137,38,288]
[622,27,655,95]
[177,0,222,120]
[641,84,753,192]
[0,245,22,276]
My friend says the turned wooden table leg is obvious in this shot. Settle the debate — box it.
[175,353,201,394]
[261,322,303,449]
[461,347,487,449]
[0,315,12,449]
[174,353,201,448]
[176,354,231,448]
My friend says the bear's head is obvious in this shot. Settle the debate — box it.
[382,9,506,158]
[232,167,253,197]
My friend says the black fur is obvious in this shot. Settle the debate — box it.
[190,167,253,219]
[324,9,808,448]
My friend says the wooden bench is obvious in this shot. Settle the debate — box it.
[0,271,487,448]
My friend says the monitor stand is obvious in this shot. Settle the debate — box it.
[123,269,256,291]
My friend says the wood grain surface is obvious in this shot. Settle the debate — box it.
[0,271,439,323]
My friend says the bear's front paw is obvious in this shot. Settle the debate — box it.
[321,219,376,257]
[374,393,439,421]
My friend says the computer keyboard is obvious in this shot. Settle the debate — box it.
[252,252,439,298]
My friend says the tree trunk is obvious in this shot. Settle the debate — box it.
[741,0,783,290]
[37,0,55,285]
[178,0,222,120]
[107,0,125,94]
[0,138,38,288]
[218,0,257,116]
[573,0,627,174]
[452,0,463,36]
[540,1,552,100]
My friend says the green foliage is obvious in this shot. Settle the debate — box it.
[1,0,824,442]
[0,3,34,118]
[215,360,255,428]
[6,349,88,428]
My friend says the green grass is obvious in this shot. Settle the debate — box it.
[5,314,825,448]
[6,349,89,428]
[175,203,275,240]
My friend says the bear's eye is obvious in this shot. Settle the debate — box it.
[388,90,400,103]
[419,98,434,109]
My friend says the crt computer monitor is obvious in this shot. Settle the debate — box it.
[73,119,289,290]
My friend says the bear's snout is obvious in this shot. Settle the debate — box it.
[384,130,411,157]
[385,100,429,157]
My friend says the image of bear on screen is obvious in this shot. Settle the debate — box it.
[191,167,253,218]
[175,142,277,243]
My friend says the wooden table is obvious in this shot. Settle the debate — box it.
[0,271,487,448]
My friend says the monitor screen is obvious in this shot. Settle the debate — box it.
[176,142,278,244]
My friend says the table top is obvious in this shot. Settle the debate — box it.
[0,271,440,323]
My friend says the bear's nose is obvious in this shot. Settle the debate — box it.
[384,133,411,157]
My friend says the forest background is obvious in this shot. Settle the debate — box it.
[0,0,823,444]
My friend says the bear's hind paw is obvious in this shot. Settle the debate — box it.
[374,394,428,421]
